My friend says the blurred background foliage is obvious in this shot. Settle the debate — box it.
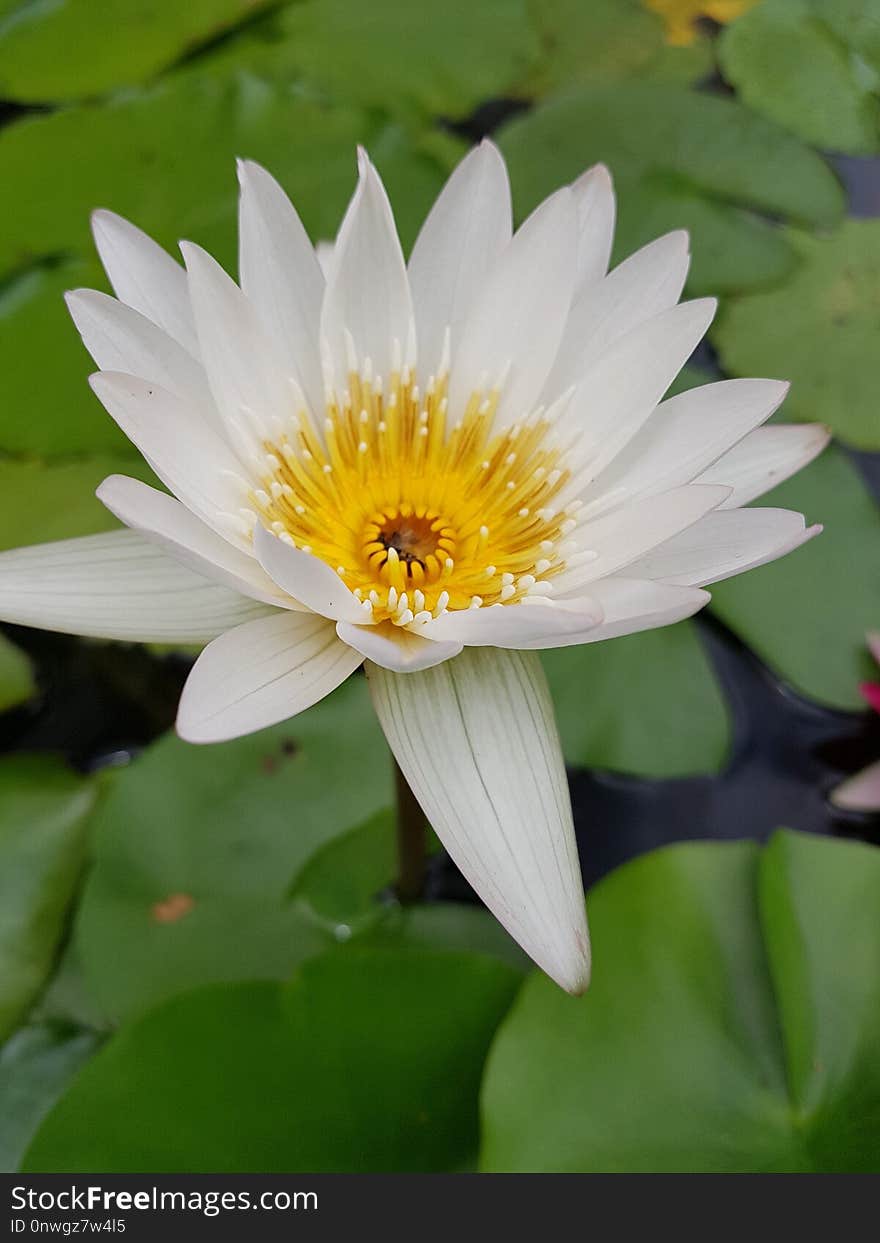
[0,0,879,1173]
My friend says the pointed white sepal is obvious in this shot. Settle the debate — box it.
[367,647,591,994]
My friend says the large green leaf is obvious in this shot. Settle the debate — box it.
[497,82,844,294]
[543,621,730,778]
[481,832,880,1172]
[24,949,522,1172]
[0,69,451,456]
[714,220,880,449]
[0,756,97,1040]
[0,1024,99,1173]
[0,0,275,103]
[267,0,539,120]
[710,444,880,709]
[290,807,398,929]
[817,0,880,74]
[0,632,35,712]
[0,455,157,548]
[0,256,128,456]
[524,0,712,95]
[74,675,393,1021]
[719,0,880,155]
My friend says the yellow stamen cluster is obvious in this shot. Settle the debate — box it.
[251,365,573,626]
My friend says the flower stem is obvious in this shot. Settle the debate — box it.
[393,761,427,904]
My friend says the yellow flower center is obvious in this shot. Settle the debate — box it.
[251,366,573,625]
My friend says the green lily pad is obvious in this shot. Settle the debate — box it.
[481,831,880,1172]
[719,0,880,155]
[543,621,730,778]
[0,69,450,456]
[358,904,530,974]
[23,949,522,1172]
[266,0,539,120]
[497,82,844,295]
[714,220,880,450]
[710,444,880,709]
[0,0,275,103]
[817,0,880,74]
[290,807,397,928]
[0,632,35,712]
[0,756,97,1040]
[524,0,712,96]
[0,256,129,456]
[74,674,393,1021]
[0,1024,100,1173]
[0,455,157,549]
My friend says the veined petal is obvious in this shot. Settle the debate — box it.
[560,299,718,490]
[554,484,730,595]
[367,647,591,993]
[527,576,710,647]
[254,524,367,622]
[583,379,790,517]
[315,240,335,278]
[626,508,821,587]
[571,164,615,290]
[177,611,362,744]
[237,159,325,417]
[696,424,831,507]
[321,149,413,389]
[181,240,305,449]
[66,289,212,414]
[97,475,294,608]
[417,597,603,648]
[408,139,511,377]
[0,529,271,642]
[336,620,461,671]
[544,230,690,398]
[831,759,880,812]
[91,210,197,355]
[448,188,578,429]
[89,372,247,539]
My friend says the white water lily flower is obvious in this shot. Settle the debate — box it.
[0,143,829,993]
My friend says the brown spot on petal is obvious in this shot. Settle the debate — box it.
[151,893,195,924]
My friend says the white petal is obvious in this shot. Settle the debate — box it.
[697,424,831,507]
[237,159,325,417]
[89,372,246,537]
[584,379,790,517]
[177,611,362,743]
[315,241,335,278]
[417,598,603,648]
[831,759,880,811]
[554,484,730,595]
[0,529,271,642]
[407,140,512,377]
[90,210,197,355]
[626,508,821,587]
[253,524,366,623]
[545,231,690,398]
[448,188,578,429]
[367,647,590,993]
[560,299,718,492]
[97,475,293,608]
[321,149,414,389]
[867,630,880,668]
[535,576,710,646]
[65,289,212,414]
[181,240,305,450]
[571,164,615,290]
[336,620,462,671]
